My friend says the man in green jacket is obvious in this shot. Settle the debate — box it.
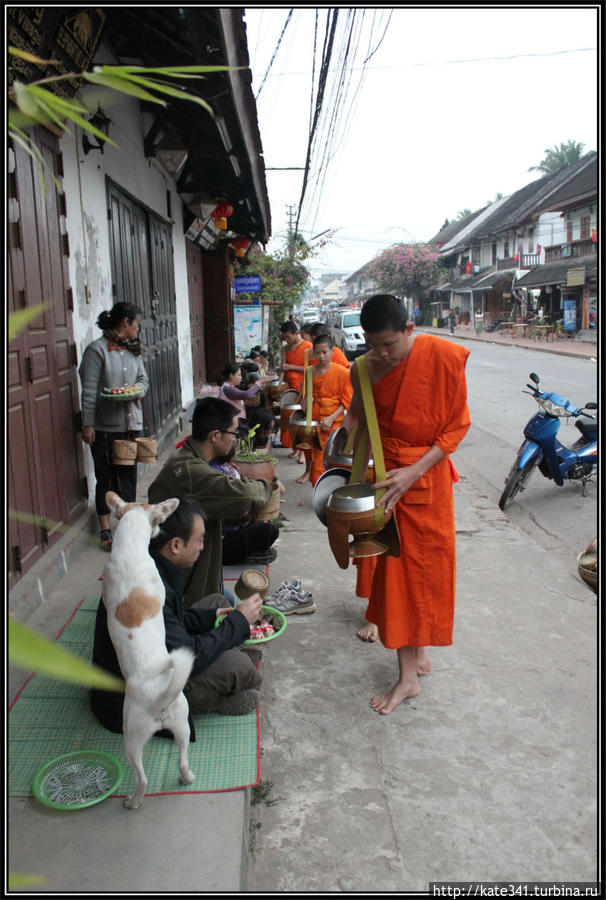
[148,397,273,607]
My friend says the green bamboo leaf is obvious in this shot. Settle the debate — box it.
[9,305,48,341]
[8,874,48,889]
[27,96,72,133]
[83,71,167,106]
[28,85,89,114]
[96,64,237,75]
[9,46,60,66]
[12,80,42,118]
[8,130,59,197]
[9,617,124,692]
[117,73,214,114]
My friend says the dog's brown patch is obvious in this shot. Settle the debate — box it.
[115,588,161,628]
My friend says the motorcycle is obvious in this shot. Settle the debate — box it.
[498,372,597,511]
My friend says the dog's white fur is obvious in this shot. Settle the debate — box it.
[103,491,195,809]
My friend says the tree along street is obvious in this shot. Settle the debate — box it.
[451,339,597,566]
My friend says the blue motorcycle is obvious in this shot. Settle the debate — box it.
[498,372,597,511]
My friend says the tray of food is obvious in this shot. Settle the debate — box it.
[100,385,144,401]
[215,605,287,645]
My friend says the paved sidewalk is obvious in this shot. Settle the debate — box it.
[415,323,597,360]
[8,362,598,890]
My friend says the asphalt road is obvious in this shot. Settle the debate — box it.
[453,339,598,560]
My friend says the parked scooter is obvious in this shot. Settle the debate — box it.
[498,372,597,510]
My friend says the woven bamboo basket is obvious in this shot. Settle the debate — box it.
[234,568,270,601]
[255,482,280,520]
[135,437,158,463]
[112,439,137,466]
[577,538,597,594]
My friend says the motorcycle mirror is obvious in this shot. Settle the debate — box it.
[529,372,540,384]
[585,402,598,410]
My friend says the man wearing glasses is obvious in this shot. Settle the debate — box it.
[148,397,273,608]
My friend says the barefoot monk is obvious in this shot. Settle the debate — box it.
[343,295,470,714]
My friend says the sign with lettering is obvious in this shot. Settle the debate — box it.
[235,274,261,293]
[563,300,577,331]
[566,266,586,287]
[234,305,263,356]
[8,8,106,99]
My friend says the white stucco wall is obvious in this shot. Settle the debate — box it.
[60,49,198,491]
[61,74,195,391]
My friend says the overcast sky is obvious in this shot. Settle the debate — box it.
[243,6,598,278]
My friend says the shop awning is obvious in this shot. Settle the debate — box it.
[516,257,597,289]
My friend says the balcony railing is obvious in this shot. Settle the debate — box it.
[520,253,540,268]
[496,257,518,270]
[545,239,596,263]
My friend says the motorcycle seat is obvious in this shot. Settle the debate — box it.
[575,417,597,441]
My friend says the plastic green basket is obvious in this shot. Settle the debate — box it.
[32,750,124,810]
[215,604,287,645]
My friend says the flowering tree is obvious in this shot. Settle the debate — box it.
[237,246,311,358]
[369,243,446,321]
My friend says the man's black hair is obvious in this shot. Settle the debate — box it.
[280,320,298,334]
[192,397,239,441]
[360,295,409,333]
[149,496,206,552]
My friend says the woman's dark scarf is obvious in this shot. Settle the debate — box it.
[103,329,144,356]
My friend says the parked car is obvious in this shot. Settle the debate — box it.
[327,309,368,359]
[299,308,319,324]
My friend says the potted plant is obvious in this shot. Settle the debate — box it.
[233,424,278,481]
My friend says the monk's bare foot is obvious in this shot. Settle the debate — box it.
[370,679,421,715]
[297,453,305,464]
[295,472,310,484]
[416,648,433,676]
[288,450,298,458]
[357,622,379,642]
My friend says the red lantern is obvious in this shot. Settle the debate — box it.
[591,228,597,243]
[231,236,250,258]
[465,260,471,274]
[211,201,234,231]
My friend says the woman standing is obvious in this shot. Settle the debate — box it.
[78,302,149,550]
[217,363,274,436]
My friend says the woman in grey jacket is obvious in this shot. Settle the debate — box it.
[78,302,149,550]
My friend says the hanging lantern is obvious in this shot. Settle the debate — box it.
[211,201,234,231]
[465,260,471,275]
[231,236,251,258]
[591,228,597,243]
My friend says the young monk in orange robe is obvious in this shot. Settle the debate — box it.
[299,333,353,486]
[278,321,313,459]
[343,294,470,715]
[301,323,352,370]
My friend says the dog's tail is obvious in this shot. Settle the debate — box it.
[128,647,194,710]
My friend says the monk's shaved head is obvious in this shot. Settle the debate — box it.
[361,295,408,333]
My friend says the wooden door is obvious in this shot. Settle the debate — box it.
[185,239,206,391]
[8,129,87,588]
[107,181,181,439]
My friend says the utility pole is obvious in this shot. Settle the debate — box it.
[286,204,297,259]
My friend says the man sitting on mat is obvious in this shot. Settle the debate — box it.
[91,497,264,729]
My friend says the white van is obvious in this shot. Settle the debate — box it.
[327,309,368,360]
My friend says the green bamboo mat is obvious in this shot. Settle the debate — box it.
[9,597,260,797]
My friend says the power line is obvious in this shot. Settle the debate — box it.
[254,9,293,100]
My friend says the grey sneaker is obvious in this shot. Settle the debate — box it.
[267,591,316,616]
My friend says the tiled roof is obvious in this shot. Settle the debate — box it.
[535,153,597,211]
[515,255,597,288]
[443,153,597,250]
[429,208,487,246]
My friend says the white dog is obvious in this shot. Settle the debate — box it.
[103,491,195,809]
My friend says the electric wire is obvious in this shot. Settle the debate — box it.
[254,9,293,100]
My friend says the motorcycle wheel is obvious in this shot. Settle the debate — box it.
[498,458,537,511]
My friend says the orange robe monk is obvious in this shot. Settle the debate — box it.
[360,334,470,649]
[309,345,351,369]
[279,340,312,449]
[308,363,353,486]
